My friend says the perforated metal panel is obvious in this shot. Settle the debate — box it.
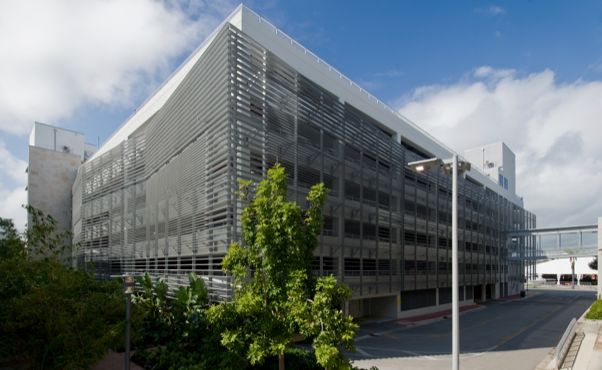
[72,25,534,302]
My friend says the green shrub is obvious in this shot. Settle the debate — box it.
[133,346,377,370]
[0,258,140,369]
[0,206,141,370]
[132,272,247,370]
[585,299,602,320]
[133,272,209,346]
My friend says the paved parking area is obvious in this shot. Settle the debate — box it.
[302,289,597,370]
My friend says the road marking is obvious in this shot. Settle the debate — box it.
[383,334,398,339]
[353,346,498,361]
[429,295,555,338]
[355,347,371,356]
[497,303,563,347]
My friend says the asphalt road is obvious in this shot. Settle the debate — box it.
[320,289,596,370]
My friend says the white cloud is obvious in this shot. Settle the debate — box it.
[0,0,236,228]
[0,0,235,135]
[475,6,506,16]
[396,67,602,227]
[488,6,505,15]
[0,139,28,229]
[0,187,28,231]
[0,140,27,185]
[372,70,404,77]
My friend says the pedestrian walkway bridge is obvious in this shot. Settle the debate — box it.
[505,224,599,261]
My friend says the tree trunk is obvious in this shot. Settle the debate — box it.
[279,354,285,370]
[571,260,575,289]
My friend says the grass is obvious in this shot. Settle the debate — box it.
[585,299,602,320]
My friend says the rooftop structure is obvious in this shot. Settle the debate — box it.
[465,142,516,195]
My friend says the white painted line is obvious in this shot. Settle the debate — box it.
[355,347,372,357]
[568,295,585,303]
[402,350,439,360]
[354,345,499,361]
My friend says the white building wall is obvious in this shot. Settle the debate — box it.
[27,146,81,260]
[465,142,516,195]
[29,122,86,161]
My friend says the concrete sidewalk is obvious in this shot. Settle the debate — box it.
[92,350,145,370]
[535,313,601,370]
[571,319,602,370]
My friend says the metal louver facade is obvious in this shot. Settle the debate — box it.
[72,24,535,304]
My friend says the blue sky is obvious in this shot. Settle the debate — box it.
[1,1,601,231]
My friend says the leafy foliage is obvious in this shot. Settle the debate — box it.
[585,299,602,320]
[132,272,245,370]
[0,206,138,370]
[589,257,598,271]
[207,164,358,370]
[133,271,209,345]
[23,205,75,260]
[0,217,26,260]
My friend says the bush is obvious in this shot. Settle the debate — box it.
[0,207,140,370]
[585,299,602,320]
[133,272,209,346]
[132,272,246,370]
[133,346,378,370]
[0,258,139,369]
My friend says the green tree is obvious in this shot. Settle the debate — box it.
[0,206,136,369]
[589,257,598,271]
[0,217,26,260]
[24,204,74,261]
[1,205,75,262]
[207,164,358,370]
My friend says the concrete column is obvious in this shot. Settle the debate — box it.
[598,217,601,300]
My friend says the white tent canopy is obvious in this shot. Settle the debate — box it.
[530,258,597,282]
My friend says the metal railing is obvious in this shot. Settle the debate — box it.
[555,317,577,368]
[506,245,598,261]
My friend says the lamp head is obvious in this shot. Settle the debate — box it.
[441,158,472,175]
[110,273,140,295]
[408,157,443,173]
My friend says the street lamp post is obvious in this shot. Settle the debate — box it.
[112,273,139,370]
[408,155,470,370]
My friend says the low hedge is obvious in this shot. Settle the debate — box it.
[585,299,602,320]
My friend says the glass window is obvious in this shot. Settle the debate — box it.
[504,177,508,190]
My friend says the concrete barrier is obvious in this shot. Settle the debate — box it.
[554,317,577,368]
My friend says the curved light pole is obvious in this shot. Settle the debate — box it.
[408,155,470,370]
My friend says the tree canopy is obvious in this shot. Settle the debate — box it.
[207,164,358,370]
